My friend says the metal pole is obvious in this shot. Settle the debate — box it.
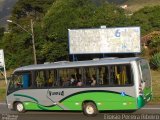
[7,19,37,64]
[31,19,37,64]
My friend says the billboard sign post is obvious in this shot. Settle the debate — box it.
[0,49,7,84]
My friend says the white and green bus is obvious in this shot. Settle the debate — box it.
[6,57,152,116]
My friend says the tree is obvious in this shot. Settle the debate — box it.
[149,34,160,54]
[1,32,33,69]
[42,0,127,62]
[91,3,127,27]
[12,0,55,20]
[2,0,128,68]
[0,27,5,39]
[130,6,160,35]
[1,0,56,69]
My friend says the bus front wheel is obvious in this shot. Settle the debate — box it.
[14,102,25,113]
[83,102,98,117]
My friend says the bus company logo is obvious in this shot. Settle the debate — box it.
[48,90,64,96]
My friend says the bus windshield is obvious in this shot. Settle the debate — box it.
[139,59,151,88]
[8,72,32,91]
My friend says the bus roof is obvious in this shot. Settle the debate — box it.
[13,57,141,73]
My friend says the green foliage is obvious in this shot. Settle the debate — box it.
[149,35,160,48]
[0,27,5,39]
[150,52,160,70]
[2,32,33,68]
[44,0,127,39]
[2,0,160,70]
[31,22,46,63]
[41,41,68,62]
[0,0,55,69]
[42,0,127,62]
[92,4,127,27]
[130,6,160,35]
[148,35,160,55]
[12,0,55,20]
[43,0,97,40]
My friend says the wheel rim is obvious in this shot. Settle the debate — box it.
[86,105,94,114]
[17,103,23,112]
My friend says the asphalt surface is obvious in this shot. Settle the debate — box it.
[0,103,160,120]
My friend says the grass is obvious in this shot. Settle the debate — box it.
[150,70,160,104]
[121,0,160,12]
[0,69,13,102]
[0,88,6,101]
[0,80,6,102]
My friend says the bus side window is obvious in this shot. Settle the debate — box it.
[83,67,97,86]
[112,64,133,86]
[58,69,70,87]
[41,70,56,88]
[11,72,32,89]
[58,68,83,87]
[14,74,23,88]
[98,66,109,86]
[22,73,31,88]
[98,64,133,86]
[35,71,45,88]
[47,70,55,87]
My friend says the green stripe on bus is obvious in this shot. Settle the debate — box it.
[59,90,132,103]
[23,102,63,110]
[14,91,137,111]
[14,94,62,110]
[61,92,137,110]
[14,94,38,102]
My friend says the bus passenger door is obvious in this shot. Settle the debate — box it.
[46,69,59,105]
[46,70,68,110]
[46,88,68,110]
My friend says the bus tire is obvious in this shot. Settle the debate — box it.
[14,102,25,113]
[83,102,98,117]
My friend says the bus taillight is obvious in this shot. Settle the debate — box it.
[139,83,143,96]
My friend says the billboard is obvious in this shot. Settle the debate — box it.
[68,27,141,54]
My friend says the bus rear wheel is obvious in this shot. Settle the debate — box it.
[14,102,25,113]
[83,102,98,117]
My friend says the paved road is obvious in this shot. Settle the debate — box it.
[0,103,160,120]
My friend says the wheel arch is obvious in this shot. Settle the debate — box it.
[82,100,98,110]
[13,101,23,110]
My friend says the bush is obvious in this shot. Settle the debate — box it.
[150,52,160,70]
[149,35,160,54]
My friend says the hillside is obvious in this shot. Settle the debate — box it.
[106,0,128,4]
[0,0,4,10]
[0,0,18,27]
[121,0,160,12]
[1,0,160,27]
